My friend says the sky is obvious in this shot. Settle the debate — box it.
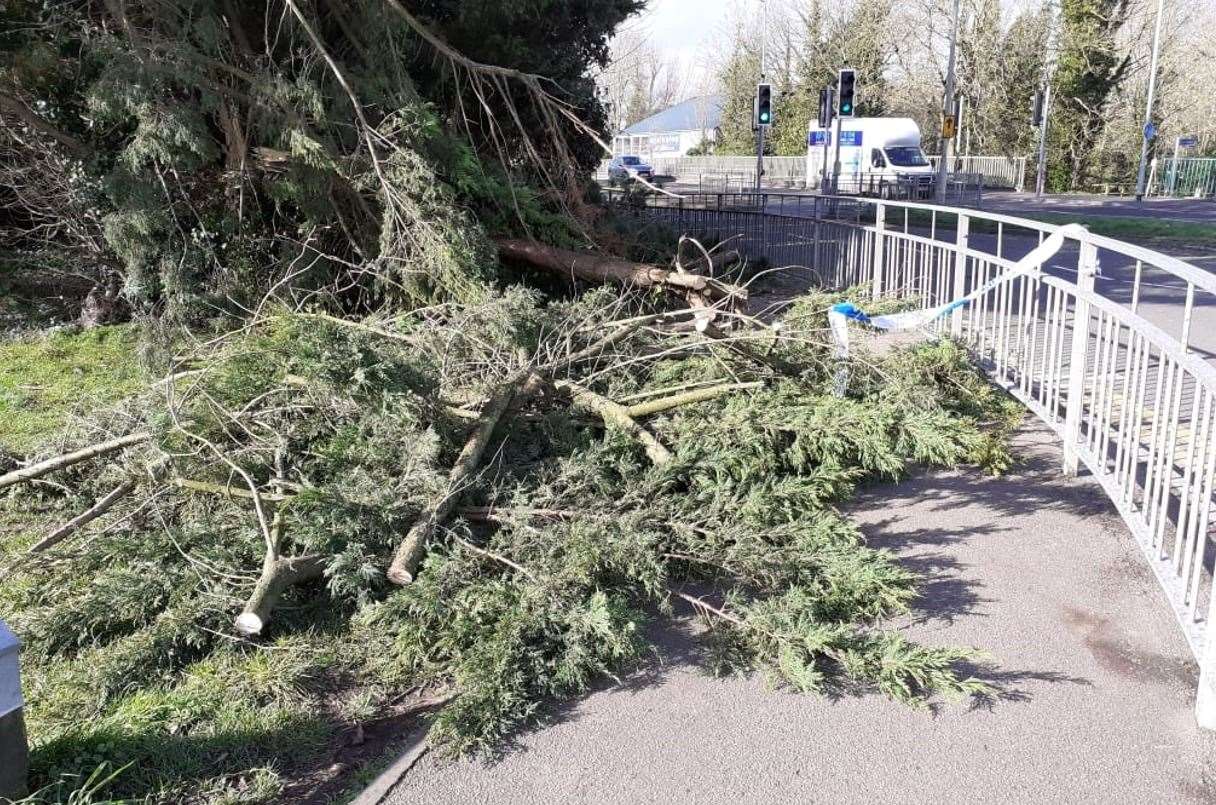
[626,0,1037,66]
[626,0,735,67]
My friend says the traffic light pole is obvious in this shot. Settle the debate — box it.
[935,0,961,204]
[831,115,843,194]
[755,125,764,191]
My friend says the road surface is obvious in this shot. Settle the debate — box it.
[978,192,1216,225]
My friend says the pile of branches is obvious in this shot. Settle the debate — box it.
[0,2,1022,798]
[1,260,1020,765]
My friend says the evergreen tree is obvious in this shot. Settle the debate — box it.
[769,0,893,157]
[992,2,1051,158]
[715,40,762,155]
[1049,0,1132,190]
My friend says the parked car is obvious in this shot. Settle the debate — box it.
[607,155,654,185]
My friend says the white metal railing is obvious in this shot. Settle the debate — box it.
[603,190,1216,728]
[927,155,1028,191]
[816,197,1216,729]
[595,154,1028,191]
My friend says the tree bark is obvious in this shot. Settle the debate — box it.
[29,478,137,554]
[623,381,762,418]
[496,239,743,305]
[0,90,91,156]
[0,432,151,491]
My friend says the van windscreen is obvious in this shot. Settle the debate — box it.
[885,147,929,167]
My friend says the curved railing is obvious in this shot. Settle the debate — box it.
[604,189,1216,728]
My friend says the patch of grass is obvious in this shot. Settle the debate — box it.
[0,325,145,455]
[22,635,339,804]
[1015,212,1216,246]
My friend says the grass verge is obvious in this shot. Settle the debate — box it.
[0,325,145,455]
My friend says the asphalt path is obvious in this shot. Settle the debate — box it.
[379,423,1216,805]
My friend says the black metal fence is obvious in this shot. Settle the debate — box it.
[600,190,877,288]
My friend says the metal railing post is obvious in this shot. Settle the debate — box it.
[951,213,970,336]
[1197,596,1216,729]
[0,620,27,800]
[871,202,886,300]
[1062,238,1098,476]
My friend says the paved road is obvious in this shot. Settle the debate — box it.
[377,422,1216,805]
[978,192,1216,225]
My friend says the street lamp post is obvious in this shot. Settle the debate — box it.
[1134,0,1166,201]
[935,0,962,204]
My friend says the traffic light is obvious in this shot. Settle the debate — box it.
[1032,89,1045,128]
[817,87,834,129]
[756,83,773,127]
[837,69,856,117]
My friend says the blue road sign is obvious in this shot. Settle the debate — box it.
[1179,135,1198,148]
[840,130,863,146]
[809,131,831,146]
[1144,122,1157,140]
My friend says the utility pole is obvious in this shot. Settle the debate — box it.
[1035,84,1052,199]
[935,0,962,204]
[1134,0,1165,201]
[819,87,834,194]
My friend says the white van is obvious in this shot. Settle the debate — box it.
[805,117,935,198]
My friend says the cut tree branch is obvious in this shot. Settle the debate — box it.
[387,371,546,585]
[234,552,327,636]
[0,432,151,491]
[554,379,672,466]
[623,381,762,418]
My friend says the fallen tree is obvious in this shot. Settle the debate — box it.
[496,238,746,307]
[0,3,1024,801]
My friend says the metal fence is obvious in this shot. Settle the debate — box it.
[1151,157,1216,199]
[603,189,1216,729]
[928,155,1028,191]
[596,154,1028,191]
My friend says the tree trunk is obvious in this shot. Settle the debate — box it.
[496,239,743,305]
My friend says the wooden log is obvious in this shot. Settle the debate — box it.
[0,432,151,491]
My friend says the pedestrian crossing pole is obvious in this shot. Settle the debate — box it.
[1134,0,1165,201]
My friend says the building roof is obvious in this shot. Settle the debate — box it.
[621,94,724,135]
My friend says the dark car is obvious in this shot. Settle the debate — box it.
[607,155,654,185]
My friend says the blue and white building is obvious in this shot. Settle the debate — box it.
[611,95,724,159]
